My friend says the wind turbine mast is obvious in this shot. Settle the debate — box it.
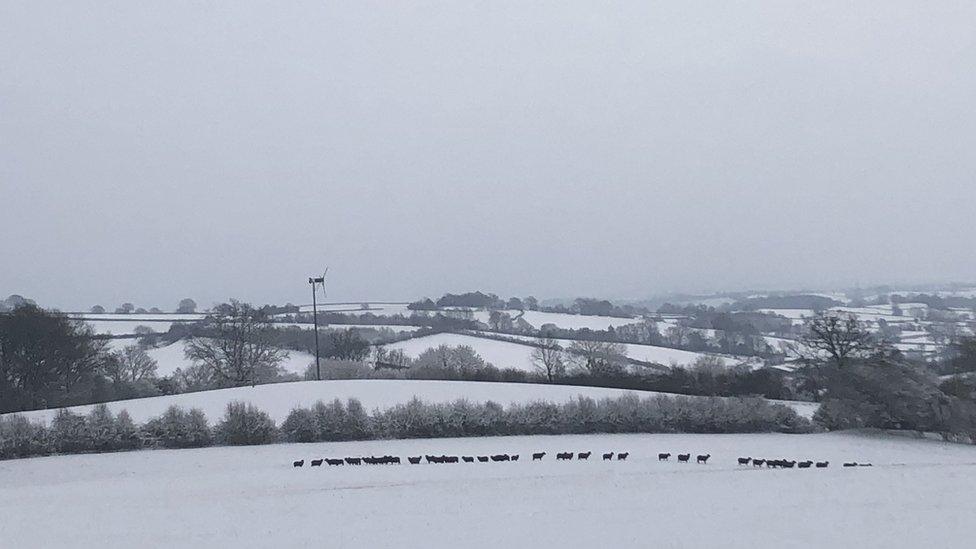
[308,269,327,381]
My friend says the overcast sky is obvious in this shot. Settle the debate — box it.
[2,1,974,310]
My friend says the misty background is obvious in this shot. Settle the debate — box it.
[2,1,974,310]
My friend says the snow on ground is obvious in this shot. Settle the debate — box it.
[408,309,641,331]
[1,431,973,548]
[385,332,747,372]
[758,308,813,325]
[622,342,742,367]
[120,340,315,378]
[469,332,744,368]
[515,310,640,330]
[383,333,537,371]
[73,313,206,321]
[830,307,921,324]
[297,302,413,315]
[82,320,183,336]
[6,379,819,425]
[272,322,421,333]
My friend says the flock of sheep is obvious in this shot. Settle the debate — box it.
[292,450,629,467]
[733,457,873,468]
[292,452,873,468]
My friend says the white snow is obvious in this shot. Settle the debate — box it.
[5,379,819,425]
[82,320,183,336]
[407,309,641,330]
[297,302,413,315]
[129,340,315,378]
[273,323,421,333]
[383,333,538,371]
[1,430,973,548]
[385,332,748,372]
[515,310,640,330]
[469,332,744,368]
[74,313,206,321]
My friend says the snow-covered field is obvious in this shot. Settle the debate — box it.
[7,379,819,425]
[103,340,315,378]
[74,313,206,321]
[383,333,538,371]
[296,302,412,315]
[384,332,746,372]
[456,309,640,330]
[470,332,745,368]
[1,430,973,548]
[512,310,640,330]
[272,322,421,333]
[82,320,183,336]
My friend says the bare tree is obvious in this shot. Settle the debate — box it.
[184,301,287,387]
[487,310,512,331]
[797,312,873,367]
[530,336,565,381]
[567,339,628,376]
[665,325,690,348]
[373,347,412,370]
[107,345,158,383]
[926,322,960,362]
[412,345,491,378]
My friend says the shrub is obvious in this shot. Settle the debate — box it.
[142,405,212,448]
[343,398,371,440]
[281,407,318,443]
[115,410,141,450]
[215,401,277,445]
[0,415,50,459]
[87,404,119,452]
[312,399,348,441]
[50,409,91,454]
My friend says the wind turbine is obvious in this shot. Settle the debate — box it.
[308,268,328,380]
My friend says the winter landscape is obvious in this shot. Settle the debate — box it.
[4,2,976,548]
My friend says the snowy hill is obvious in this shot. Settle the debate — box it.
[7,379,818,425]
[383,332,749,372]
[1,430,972,548]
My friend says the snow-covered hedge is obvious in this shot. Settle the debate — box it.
[0,394,811,461]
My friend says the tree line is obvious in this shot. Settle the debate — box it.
[0,393,811,461]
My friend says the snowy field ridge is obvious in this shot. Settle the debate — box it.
[5,379,820,425]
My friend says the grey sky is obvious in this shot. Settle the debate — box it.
[2,1,974,310]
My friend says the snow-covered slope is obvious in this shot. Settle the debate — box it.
[387,332,748,371]
[104,340,315,378]
[82,320,181,336]
[1,431,972,548]
[383,333,538,371]
[7,379,819,425]
[273,322,421,333]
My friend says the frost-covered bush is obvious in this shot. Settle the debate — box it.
[87,404,119,452]
[50,409,91,454]
[142,405,212,448]
[281,407,318,442]
[115,409,141,450]
[343,398,371,440]
[0,414,50,459]
[312,399,348,441]
[215,401,277,445]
